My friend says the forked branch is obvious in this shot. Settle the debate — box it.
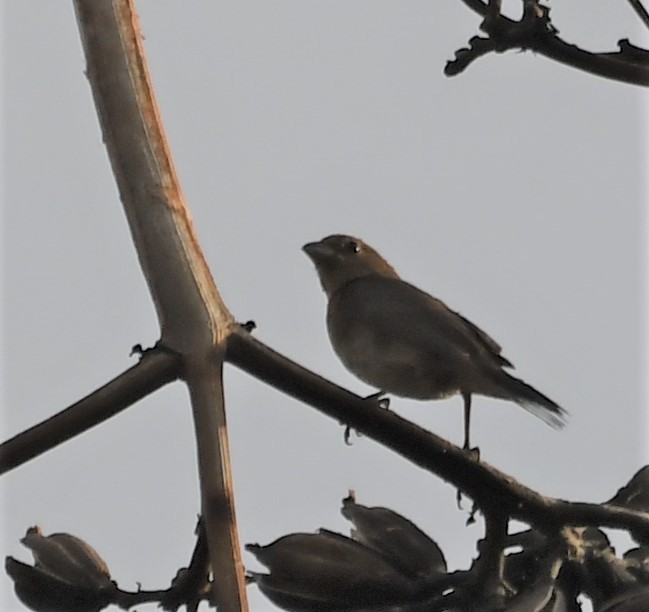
[70,0,246,608]
[448,0,649,86]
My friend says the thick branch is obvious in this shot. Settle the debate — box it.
[226,329,649,542]
[0,350,179,475]
[184,352,247,610]
[72,0,235,350]
[71,2,246,608]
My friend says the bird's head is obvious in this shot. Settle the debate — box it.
[302,234,399,296]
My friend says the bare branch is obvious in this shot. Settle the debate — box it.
[185,351,248,608]
[450,0,649,86]
[226,329,649,542]
[476,510,508,607]
[0,349,179,475]
[72,0,235,348]
[160,519,211,610]
[628,0,649,31]
[71,1,247,607]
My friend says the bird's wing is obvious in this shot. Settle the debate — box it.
[442,307,514,368]
[334,276,513,368]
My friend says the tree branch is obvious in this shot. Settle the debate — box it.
[0,349,179,475]
[184,351,247,609]
[226,329,649,542]
[628,0,649,31]
[71,0,235,349]
[161,518,211,610]
[71,1,247,607]
[476,510,508,607]
[449,0,649,86]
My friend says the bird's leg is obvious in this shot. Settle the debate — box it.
[456,394,480,508]
[462,393,480,458]
[344,392,389,444]
[462,393,472,450]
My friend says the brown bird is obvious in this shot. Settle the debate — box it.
[303,234,567,450]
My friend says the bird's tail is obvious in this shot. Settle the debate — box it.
[491,371,568,429]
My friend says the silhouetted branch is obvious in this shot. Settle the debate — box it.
[160,519,212,611]
[226,328,649,543]
[6,554,211,610]
[476,509,508,607]
[628,0,649,30]
[448,0,649,86]
[246,493,649,611]
[0,349,179,475]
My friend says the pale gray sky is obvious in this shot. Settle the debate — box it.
[2,2,648,611]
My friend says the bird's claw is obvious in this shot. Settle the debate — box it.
[462,445,480,461]
[364,392,390,410]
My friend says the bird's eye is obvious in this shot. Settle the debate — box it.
[345,240,361,254]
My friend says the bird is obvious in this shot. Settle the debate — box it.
[302,234,567,450]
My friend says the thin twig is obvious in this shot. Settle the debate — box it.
[627,0,649,30]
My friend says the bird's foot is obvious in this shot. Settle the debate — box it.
[462,445,480,461]
[364,391,390,410]
[344,393,389,444]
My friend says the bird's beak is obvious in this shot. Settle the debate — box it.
[302,241,334,262]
